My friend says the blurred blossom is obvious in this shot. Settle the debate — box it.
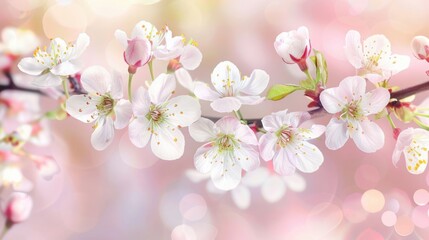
[0,165,33,192]
[3,192,33,224]
[32,155,60,180]
[411,36,429,62]
[0,27,39,56]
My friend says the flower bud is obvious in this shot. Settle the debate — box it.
[3,192,33,224]
[393,128,401,140]
[274,26,311,71]
[411,36,429,62]
[124,37,151,74]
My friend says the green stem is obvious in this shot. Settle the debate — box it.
[128,73,134,101]
[415,112,429,118]
[148,61,155,83]
[413,117,429,131]
[62,77,70,99]
[0,224,10,240]
[234,110,244,120]
[386,114,396,129]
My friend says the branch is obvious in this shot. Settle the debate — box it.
[390,81,429,100]
[1,71,47,96]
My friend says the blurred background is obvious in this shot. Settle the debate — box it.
[2,0,429,239]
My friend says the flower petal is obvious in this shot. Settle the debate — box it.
[70,33,90,60]
[114,29,129,48]
[131,20,158,41]
[81,66,111,94]
[261,175,286,203]
[259,133,277,161]
[65,94,98,123]
[287,141,324,173]
[17,58,47,76]
[351,120,384,153]
[189,117,215,142]
[235,95,265,105]
[210,97,242,113]
[194,142,217,173]
[50,61,80,76]
[175,68,195,92]
[91,117,115,151]
[114,99,132,129]
[261,110,287,131]
[299,124,326,140]
[110,71,124,99]
[241,167,270,187]
[128,117,151,148]
[273,148,296,175]
[211,61,241,95]
[180,45,203,70]
[363,34,391,62]
[320,87,345,114]
[231,185,251,209]
[235,124,258,145]
[362,87,390,115]
[404,141,428,174]
[325,118,349,150]
[193,82,220,101]
[344,30,363,69]
[215,116,241,134]
[32,73,62,88]
[149,73,175,104]
[338,76,366,101]
[239,69,269,95]
[166,95,201,127]
[235,143,260,171]
[132,86,150,116]
[210,154,242,190]
[151,125,185,160]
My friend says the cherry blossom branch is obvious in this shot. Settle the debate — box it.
[0,71,47,96]
[390,81,429,100]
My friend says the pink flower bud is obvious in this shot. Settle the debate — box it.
[411,36,429,62]
[393,128,401,140]
[3,192,33,224]
[124,37,151,74]
[274,26,311,71]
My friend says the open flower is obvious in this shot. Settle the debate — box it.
[392,128,429,174]
[320,76,390,152]
[412,36,429,62]
[189,117,260,190]
[345,30,410,84]
[274,26,311,71]
[3,192,33,224]
[194,61,269,113]
[66,66,132,151]
[18,33,90,88]
[128,73,201,160]
[259,110,325,175]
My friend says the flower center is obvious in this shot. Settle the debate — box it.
[147,105,165,123]
[341,100,363,120]
[96,96,114,116]
[216,134,237,152]
[276,127,294,148]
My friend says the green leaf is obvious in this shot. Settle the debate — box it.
[267,84,303,101]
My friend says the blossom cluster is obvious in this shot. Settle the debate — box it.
[1,18,429,231]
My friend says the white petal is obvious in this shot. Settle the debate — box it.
[114,29,129,49]
[32,73,62,88]
[211,61,241,95]
[132,87,150,116]
[365,73,385,85]
[351,120,384,153]
[261,110,287,131]
[344,30,363,69]
[338,76,366,101]
[151,125,185,160]
[65,94,98,123]
[273,148,296,175]
[210,97,242,113]
[149,73,175,104]
[91,117,115,151]
[114,99,132,129]
[70,33,90,60]
[210,154,242,190]
[404,142,428,174]
[235,123,258,145]
[381,54,410,75]
[131,20,158,40]
[128,117,151,148]
[325,118,349,150]
[362,87,390,115]
[166,95,201,127]
[194,143,217,173]
[236,95,265,105]
[299,124,326,140]
[363,34,391,63]
[320,87,346,114]
[261,175,286,203]
[231,185,251,209]
[50,61,80,76]
[235,144,260,171]
[239,69,269,95]
[281,111,311,128]
[193,82,220,101]
[175,68,194,91]
[215,116,241,134]
[81,66,111,94]
[287,141,324,173]
[180,45,203,70]
[259,133,277,161]
[189,117,215,142]
[17,58,47,76]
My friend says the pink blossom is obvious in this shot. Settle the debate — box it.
[3,192,33,224]
[274,26,311,71]
[411,36,429,62]
[124,37,151,74]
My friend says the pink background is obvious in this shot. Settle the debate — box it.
[2,0,429,239]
